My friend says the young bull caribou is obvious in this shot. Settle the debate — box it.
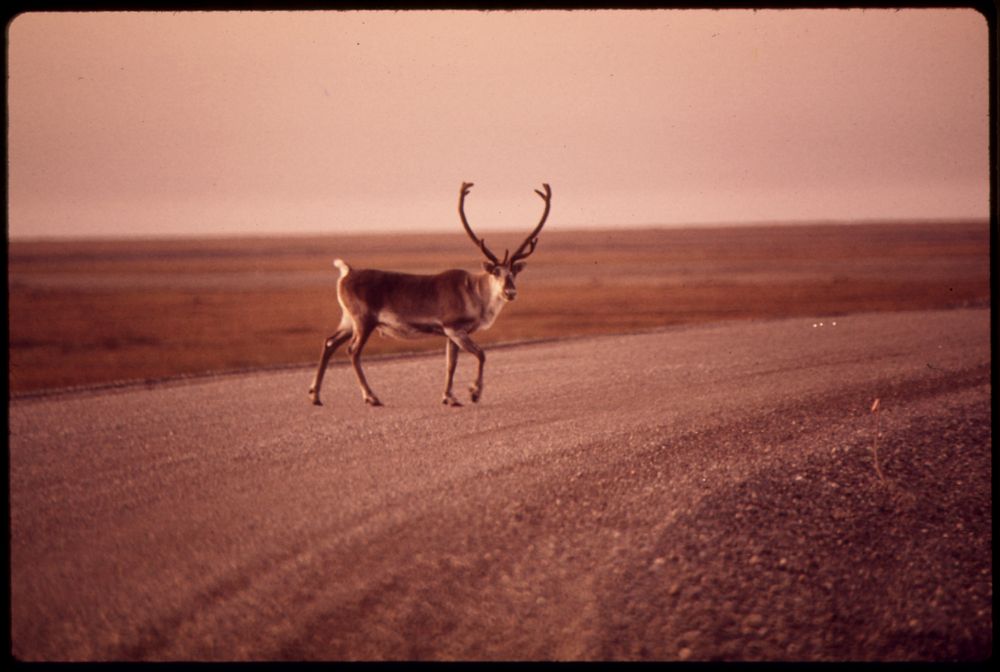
[309,182,552,407]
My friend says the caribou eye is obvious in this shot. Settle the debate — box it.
[492,267,502,277]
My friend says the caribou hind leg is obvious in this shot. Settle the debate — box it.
[309,326,352,406]
[348,320,383,406]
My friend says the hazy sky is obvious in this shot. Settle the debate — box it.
[6,9,990,238]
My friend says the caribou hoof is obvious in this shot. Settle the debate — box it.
[469,385,482,403]
[364,396,383,407]
[442,394,463,407]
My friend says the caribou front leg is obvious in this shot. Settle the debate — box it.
[444,328,486,403]
[442,338,462,406]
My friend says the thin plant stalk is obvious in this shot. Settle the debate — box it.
[871,398,887,484]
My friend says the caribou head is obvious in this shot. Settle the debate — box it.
[459,181,552,302]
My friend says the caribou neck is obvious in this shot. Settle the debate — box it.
[474,271,509,330]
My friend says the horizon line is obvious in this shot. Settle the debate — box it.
[6,216,990,244]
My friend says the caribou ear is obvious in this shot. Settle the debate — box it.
[511,262,526,275]
[482,261,497,274]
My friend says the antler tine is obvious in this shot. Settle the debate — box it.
[458,181,500,265]
[510,183,552,263]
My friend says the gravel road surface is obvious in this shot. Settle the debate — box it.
[9,309,991,661]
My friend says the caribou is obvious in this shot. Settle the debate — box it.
[308,181,552,407]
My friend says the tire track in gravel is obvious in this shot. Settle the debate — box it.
[244,364,989,660]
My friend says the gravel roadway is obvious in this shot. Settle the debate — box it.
[8,308,991,661]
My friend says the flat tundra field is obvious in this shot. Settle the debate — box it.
[7,220,990,394]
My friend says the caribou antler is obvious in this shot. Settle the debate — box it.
[510,183,552,264]
[458,182,501,265]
